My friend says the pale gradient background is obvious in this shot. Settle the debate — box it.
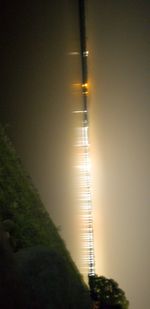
[0,1,149,308]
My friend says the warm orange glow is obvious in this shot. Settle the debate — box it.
[82,83,88,88]
[72,83,81,87]
[81,83,89,95]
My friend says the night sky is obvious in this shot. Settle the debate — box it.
[0,1,150,309]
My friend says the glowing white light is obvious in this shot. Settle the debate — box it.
[81,235,94,241]
[69,51,79,55]
[75,123,95,276]
[74,88,95,278]
[83,50,89,57]
[73,110,87,114]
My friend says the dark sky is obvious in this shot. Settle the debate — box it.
[0,0,81,257]
[0,1,150,309]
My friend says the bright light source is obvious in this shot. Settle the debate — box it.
[81,83,89,95]
[73,110,87,114]
[83,51,89,57]
[82,83,88,88]
[75,122,95,276]
[69,51,79,55]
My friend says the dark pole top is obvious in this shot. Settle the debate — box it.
[78,0,89,122]
[78,0,88,85]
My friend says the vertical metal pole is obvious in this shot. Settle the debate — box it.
[78,0,95,278]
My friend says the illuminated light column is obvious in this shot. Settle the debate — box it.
[78,0,95,278]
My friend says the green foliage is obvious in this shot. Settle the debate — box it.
[0,225,25,309]
[0,125,69,253]
[0,125,91,308]
[15,246,90,309]
[0,126,59,251]
[89,275,129,309]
